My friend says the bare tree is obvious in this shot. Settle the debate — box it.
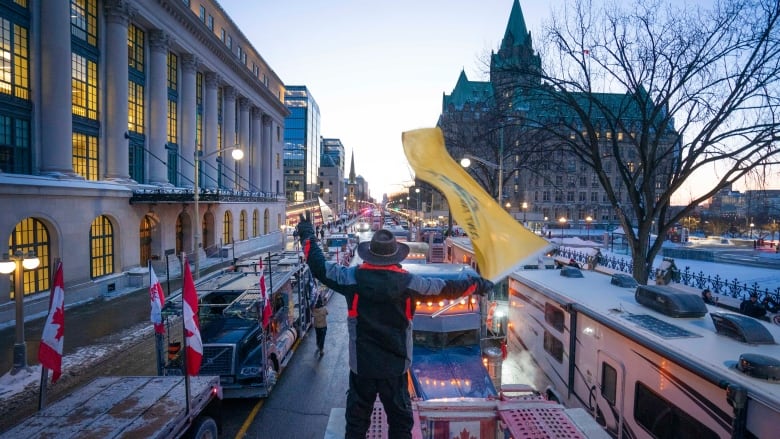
[517,0,780,282]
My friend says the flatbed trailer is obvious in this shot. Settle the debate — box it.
[4,375,222,439]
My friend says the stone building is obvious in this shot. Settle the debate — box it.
[0,0,288,321]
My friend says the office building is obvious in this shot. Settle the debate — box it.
[0,0,288,318]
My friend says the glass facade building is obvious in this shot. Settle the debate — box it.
[283,85,320,202]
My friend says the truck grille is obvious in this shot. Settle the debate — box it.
[201,344,235,376]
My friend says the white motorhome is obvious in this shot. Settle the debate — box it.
[507,267,780,439]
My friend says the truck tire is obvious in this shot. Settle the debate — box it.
[186,416,218,439]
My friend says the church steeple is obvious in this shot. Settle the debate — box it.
[349,151,356,184]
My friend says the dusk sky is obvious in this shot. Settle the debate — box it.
[218,0,564,199]
[218,0,760,204]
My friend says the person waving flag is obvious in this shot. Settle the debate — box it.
[182,259,202,376]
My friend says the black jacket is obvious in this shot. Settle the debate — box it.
[302,238,479,378]
[740,298,767,318]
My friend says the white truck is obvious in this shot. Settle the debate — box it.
[4,375,222,438]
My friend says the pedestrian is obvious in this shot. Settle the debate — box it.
[319,227,325,240]
[739,293,767,318]
[312,296,328,356]
[296,212,493,439]
[701,288,718,305]
[762,296,779,314]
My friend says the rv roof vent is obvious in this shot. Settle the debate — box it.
[736,353,780,381]
[634,285,707,318]
[560,267,583,278]
[710,312,775,344]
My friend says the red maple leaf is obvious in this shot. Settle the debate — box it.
[51,306,65,341]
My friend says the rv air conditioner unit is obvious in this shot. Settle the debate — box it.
[710,312,775,345]
[560,267,583,278]
[634,285,708,318]
[736,353,780,381]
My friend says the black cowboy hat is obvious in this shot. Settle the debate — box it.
[357,229,410,265]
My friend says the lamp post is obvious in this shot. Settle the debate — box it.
[586,216,593,241]
[559,217,567,246]
[193,146,243,279]
[460,128,504,203]
[750,222,755,239]
[415,188,420,225]
[460,154,504,204]
[522,202,528,225]
[0,250,41,372]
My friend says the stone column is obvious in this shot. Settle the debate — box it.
[203,72,220,189]
[238,97,251,191]
[262,114,273,193]
[251,108,262,191]
[222,86,236,189]
[179,54,199,188]
[103,0,132,181]
[40,0,75,177]
[148,30,169,185]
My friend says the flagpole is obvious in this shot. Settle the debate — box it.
[151,260,164,376]
[181,252,191,415]
[38,366,49,410]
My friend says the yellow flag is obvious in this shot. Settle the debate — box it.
[402,127,551,281]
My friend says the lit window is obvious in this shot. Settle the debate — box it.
[90,215,115,278]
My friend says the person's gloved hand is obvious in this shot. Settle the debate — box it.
[471,277,494,296]
[296,211,316,242]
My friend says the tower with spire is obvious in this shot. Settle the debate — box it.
[490,0,542,98]
[347,151,356,214]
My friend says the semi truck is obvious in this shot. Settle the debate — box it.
[4,375,222,439]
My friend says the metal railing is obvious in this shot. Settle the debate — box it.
[557,247,780,304]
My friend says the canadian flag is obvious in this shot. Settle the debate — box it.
[182,259,202,376]
[39,261,64,383]
[149,266,166,335]
[259,259,272,328]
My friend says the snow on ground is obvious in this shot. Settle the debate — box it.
[0,322,153,410]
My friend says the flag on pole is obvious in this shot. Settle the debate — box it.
[149,266,166,335]
[182,259,202,376]
[259,259,272,328]
[402,127,552,281]
[39,261,65,383]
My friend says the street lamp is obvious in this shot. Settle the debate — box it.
[0,250,41,372]
[415,188,420,225]
[559,217,567,246]
[460,154,503,204]
[750,222,755,239]
[522,202,528,225]
[193,146,243,279]
[505,202,511,211]
[586,216,593,241]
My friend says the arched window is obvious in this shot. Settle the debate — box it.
[8,218,50,297]
[252,209,259,237]
[140,216,152,266]
[263,209,270,235]
[90,215,114,278]
[176,214,183,254]
[239,210,247,240]
[223,211,232,244]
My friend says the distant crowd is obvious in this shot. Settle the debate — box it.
[702,288,779,319]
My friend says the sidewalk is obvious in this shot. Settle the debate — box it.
[0,238,286,375]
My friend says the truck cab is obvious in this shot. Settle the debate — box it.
[404,263,498,400]
[163,252,315,398]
